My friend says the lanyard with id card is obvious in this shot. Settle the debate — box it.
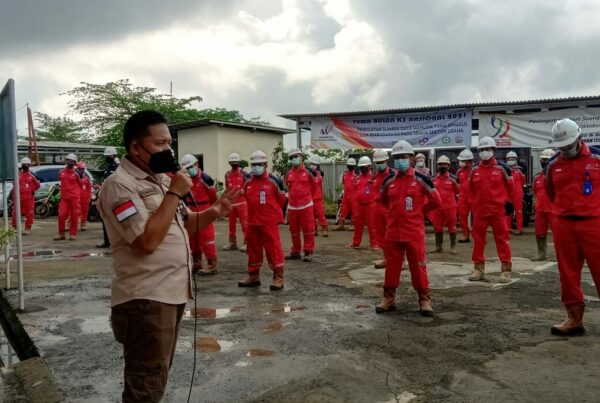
[584,171,593,196]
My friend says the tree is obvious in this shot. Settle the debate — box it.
[63,79,268,146]
[270,140,290,177]
[35,112,87,143]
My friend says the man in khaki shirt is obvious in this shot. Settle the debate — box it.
[98,110,238,403]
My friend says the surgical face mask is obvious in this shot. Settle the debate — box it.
[394,158,410,171]
[561,139,581,158]
[290,156,301,167]
[459,161,466,168]
[187,167,198,177]
[148,148,178,174]
[507,159,516,166]
[347,165,354,171]
[309,164,317,170]
[416,160,425,168]
[251,165,265,176]
[376,162,387,172]
[359,166,369,174]
[479,150,493,161]
[438,166,449,174]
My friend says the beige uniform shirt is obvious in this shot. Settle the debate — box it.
[97,157,193,307]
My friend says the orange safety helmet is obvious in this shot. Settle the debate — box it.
[77,161,86,169]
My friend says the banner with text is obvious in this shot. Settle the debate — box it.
[310,109,472,149]
[479,108,600,147]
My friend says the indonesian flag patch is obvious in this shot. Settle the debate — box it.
[113,200,138,223]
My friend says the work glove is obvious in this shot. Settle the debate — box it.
[504,201,514,215]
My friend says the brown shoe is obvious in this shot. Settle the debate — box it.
[551,302,586,336]
[270,270,284,291]
[192,253,204,274]
[375,287,397,313]
[68,235,77,241]
[54,234,66,241]
[322,228,329,237]
[468,262,485,281]
[499,262,512,283]
[332,222,345,231]
[418,289,434,316]
[238,271,261,287]
[374,259,386,269]
[199,258,217,275]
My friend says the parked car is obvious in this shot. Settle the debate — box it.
[0,182,14,215]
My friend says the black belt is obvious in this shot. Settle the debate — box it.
[560,215,594,221]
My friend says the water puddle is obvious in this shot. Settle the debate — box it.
[0,327,19,366]
[12,249,61,259]
[80,316,111,334]
[70,252,110,258]
[264,321,283,333]
[246,349,274,357]
[267,305,305,315]
[187,305,246,319]
[193,338,236,353]
[356,304,371,309]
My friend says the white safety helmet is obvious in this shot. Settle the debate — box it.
[346,157,357,166]
[358,156,372,167]
[308,155,320,165]
[415,153,426,160]
[288,147,303,157]
[65,153,77,161]
[506,151,518,159]
[20,157,32,165]
[551,118,581,147]
[437,155,451,165]
[391,140,415,156]
[228,152,241,163]
[372,149,389,162]
[250,150,268,164]
[540,149,556,160]
[457,148,474,161]
[478,136,497,149]
[180,154,198,169]
[103,146,118,156]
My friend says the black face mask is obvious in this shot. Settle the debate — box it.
[359,167,369,174]
[438,167,449,174]
[148,149,178,174]
[540,161,547,169]
[66,161,75,168]
[106,156,115,164]
[22,166,29,172]
[347,166,354,171]
[230,164,239,170]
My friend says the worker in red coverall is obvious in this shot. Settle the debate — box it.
[55,153,81,241]
[347,156,379,250]
[431,155,460,254]
[223,152,250,252]
[11,157,40,235]
[376,140,441,316]
[334,157,357,231]
[372,149,393,269]
[531,149,556,261]
[285,148,317,262]
[414,153,431,176]
[307,155,328,237]
[505,151,526,235]
[545,118,600,336]
[456,148,474,243]
[468,137,514,283]
[180,154,218,275]
[238,150,287,290]
[76,161,92,231]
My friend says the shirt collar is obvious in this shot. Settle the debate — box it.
[121,156,155,180]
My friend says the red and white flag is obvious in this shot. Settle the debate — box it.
[113,200,138,222]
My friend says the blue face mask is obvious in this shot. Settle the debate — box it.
[376,163,387,172]
[187,167,198,177]
[394,159,410,171]
[290,157,301,167]
[251,165,265,176]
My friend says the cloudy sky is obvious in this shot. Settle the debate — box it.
[2,0,600,144]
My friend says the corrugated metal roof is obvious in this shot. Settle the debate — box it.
[279,95,600,120]
[169,119,295,134]
[17,139,106,149]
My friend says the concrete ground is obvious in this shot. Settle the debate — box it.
[1,217,600,402]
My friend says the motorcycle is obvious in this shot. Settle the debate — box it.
[87,183,101,222]
[34,184,61,219]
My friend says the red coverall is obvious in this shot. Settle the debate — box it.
[339,170,356,223]
[456,166,473,239]
[506,166,526,231]
[79,175,92,227]
[545,143,600,305]
[244,172,287,274]
[381,168,441,290]
[12,171,40,230]
[351,171,378,248]
[185,172,218,259]
[311,169,328,230]
[58,167,81,237]
[469,158,513,264]
[224,168,249,244]
[285,165,316,255]
[532,171,552,237]
[373,167,393,248]
[431,172,459,234]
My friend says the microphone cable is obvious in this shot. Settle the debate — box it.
[185,192,199,403]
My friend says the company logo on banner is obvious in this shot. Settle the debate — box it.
[310,109,472,149]
[479,108,600,147]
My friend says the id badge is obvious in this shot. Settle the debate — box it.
[259,190,266,205]
[405,197,413,211]
[584,172,593,196]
